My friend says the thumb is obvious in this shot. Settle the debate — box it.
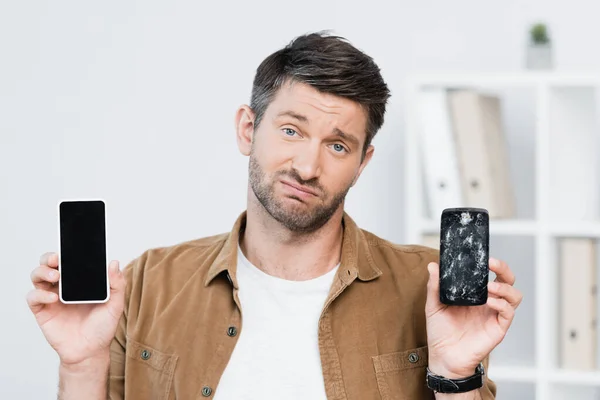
[425,262,443,314]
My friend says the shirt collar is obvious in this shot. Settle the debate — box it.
[204,210,382,288]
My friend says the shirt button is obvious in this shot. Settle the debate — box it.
[202,386,213,397]
[140,350,151,360]
[408,352,419,363]
[227,326,238,337]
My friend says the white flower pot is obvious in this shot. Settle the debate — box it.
[526,43,553,70]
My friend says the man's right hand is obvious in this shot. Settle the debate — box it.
[27,252,126,368]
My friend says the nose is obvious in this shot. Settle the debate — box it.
[292,142,322,181]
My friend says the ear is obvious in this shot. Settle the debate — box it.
[235,105,255,156]
[351,145,375,187]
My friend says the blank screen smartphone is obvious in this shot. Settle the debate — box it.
[439,207,489,306]
[58,199,109,304]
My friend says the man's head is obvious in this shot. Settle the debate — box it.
[235,31,391,233]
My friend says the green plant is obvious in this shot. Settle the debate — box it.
[530,23,550,45]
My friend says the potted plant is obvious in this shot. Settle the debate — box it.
[526,22,553,70]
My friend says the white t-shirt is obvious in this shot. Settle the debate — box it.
[213,245,339,399]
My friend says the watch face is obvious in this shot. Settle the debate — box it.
[476,362,485,374]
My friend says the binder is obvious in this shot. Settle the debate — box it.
[416,88,465,221]
[447,90,516,219]
[559,237,597,370]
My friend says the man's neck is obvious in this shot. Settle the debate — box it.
[240,199,344,281]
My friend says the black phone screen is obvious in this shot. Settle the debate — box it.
[59,200,108,302]
[439,207,489,306]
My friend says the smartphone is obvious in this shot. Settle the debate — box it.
[58,199,110,304]
[439,207,489,306]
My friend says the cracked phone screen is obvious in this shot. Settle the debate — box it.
[439,208,489,306]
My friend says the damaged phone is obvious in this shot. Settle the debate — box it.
[439,207,489,306]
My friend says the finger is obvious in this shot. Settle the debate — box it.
[489,258,515,285]
[26,288,59,313]
[106,261,126,319]
[108,261,125,292]
[39,252,59,268]
[31,266,60,287]
[486,296,515,332]
[35,281,60,293]
[425,262,444,315]
[488,281,523,308]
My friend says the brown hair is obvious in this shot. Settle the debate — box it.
[250,31,391,158]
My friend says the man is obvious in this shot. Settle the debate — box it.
[28,32,522,399]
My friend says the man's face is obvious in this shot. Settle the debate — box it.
[245,81,374,233]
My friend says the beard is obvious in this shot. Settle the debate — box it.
[248,153,351,234]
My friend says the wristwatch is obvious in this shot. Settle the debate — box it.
[426,363,485,393]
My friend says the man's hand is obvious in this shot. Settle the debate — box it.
[27,252,127,400]
[27,252,126,366]
[425,257,522,381]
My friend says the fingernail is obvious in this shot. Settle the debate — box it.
[48,271,56,279]
[489,281,498,290]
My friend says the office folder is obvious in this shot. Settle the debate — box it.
[559,237,597,370]
[416,88,465,221]
[448,90,516,219]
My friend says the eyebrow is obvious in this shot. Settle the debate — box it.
[333,127,360,147]
[276,111,308,123]
[275,110,361,147]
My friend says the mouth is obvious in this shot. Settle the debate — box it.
[280,179,318,197]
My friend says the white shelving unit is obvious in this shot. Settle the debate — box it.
[404,72,600,400]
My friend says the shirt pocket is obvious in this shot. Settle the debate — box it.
[125,336,179,400]
[371,345,433,400]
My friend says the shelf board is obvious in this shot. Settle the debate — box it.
[489,365,537,382]
[549,369,600,385]
[418,219,600,238]
[419,219,538,236]
[489,367,600,385]
[407,72,600,87]
[549,221,600,238]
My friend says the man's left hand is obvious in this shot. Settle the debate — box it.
[425,257,523,379]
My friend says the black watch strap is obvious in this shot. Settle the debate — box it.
[426,363,485,393]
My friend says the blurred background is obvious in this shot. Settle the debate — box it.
[2,0,599,399]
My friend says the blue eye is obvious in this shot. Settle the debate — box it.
[283,128,297,136]
[332,143,346,153]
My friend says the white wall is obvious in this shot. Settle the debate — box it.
[2,0,599,397]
